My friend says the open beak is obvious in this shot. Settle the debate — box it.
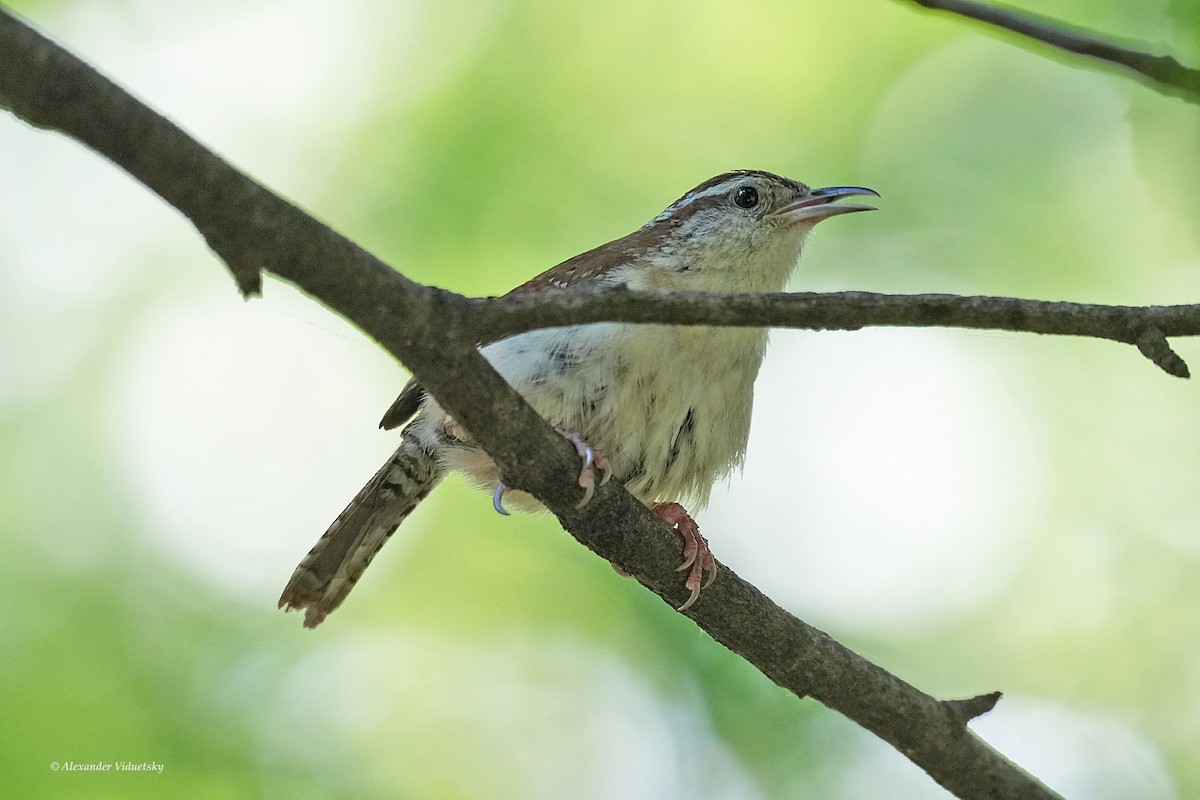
[776,185,880,223]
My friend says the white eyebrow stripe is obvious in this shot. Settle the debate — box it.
[673,179,740,208]
[649,178,741,223]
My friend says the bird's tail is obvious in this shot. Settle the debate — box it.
[279,441,445,628]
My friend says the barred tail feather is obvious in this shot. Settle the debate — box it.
[279,442,444,628]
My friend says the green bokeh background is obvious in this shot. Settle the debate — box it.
[2,1,1199,797]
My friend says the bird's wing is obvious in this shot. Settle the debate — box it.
[377,236,637,430]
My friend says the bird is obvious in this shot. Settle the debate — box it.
[279,169,877,628]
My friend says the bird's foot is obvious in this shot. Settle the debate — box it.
[652,502,716,611]
[492,429,610,515]
[558,428,611,508]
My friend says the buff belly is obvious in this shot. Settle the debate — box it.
[419,322,769,510]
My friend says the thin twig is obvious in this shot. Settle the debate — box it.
[905,0,1200,102]
[470,289,1198,378]
[944,692,1004,725]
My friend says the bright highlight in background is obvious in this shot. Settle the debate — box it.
[712,329,1043,634]
[109,285,400,599]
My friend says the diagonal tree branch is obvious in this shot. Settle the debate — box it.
[0,7,1088,798]
[902,0,1200,102]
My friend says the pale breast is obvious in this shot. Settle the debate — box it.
[478,321,769,507]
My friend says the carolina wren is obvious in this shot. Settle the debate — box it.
[280,170,877,627]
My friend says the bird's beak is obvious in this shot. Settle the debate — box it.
[776,185,880,223]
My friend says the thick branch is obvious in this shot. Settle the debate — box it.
[903,0,1200,102]
[470,289,1199,377]
[0,8,1064,798]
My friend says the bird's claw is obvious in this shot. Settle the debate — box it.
[492,430,609,514]
[493,483,511,516]
[559,430,610,509]
[653,502,717,611]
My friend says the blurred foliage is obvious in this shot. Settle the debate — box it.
[1172,0,1200,57]
[2,0,1199,798]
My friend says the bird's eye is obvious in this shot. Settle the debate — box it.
[733,185,759,209]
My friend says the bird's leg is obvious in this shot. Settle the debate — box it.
[652,502,717,611]
[492,428,610,514]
